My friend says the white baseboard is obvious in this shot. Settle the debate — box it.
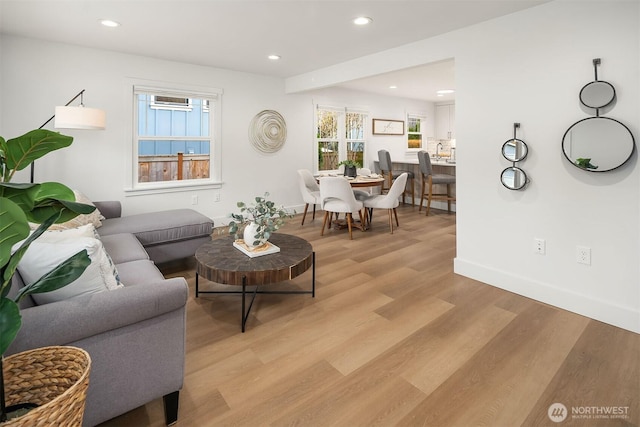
[454,258,640,334]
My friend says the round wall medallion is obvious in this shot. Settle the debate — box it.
[249,110,287,153]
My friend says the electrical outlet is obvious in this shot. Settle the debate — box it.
[191,195,198,205]
[576,246,591,265]
[533,238,546,255]
[213,192,221,202]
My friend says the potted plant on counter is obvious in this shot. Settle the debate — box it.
[337,160,361,178]
[228,193,294,248]
[1,129,96,424]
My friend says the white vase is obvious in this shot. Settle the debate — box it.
[243,222,266,248]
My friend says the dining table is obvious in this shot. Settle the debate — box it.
[317,173,385,189]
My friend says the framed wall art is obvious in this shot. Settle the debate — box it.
[372,119,405,135]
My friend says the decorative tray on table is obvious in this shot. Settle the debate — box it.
[233,239,281,258]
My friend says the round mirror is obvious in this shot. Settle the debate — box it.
[502,138,528,162]
[501,166,528,190]
[562,117,635,172]
[580,80,616,109]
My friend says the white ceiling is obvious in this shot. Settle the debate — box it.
[0,0,549,101]
[337,59,456,102]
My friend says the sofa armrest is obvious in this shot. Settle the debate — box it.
[94,200,122,219]
[6,278,188,355]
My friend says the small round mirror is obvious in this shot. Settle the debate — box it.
[501,166,528,190]
[580,80,616,109]
[502,138,528,162]
[562,117,635,172]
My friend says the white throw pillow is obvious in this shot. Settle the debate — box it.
[17,236,122,305]
[35,224,122,288]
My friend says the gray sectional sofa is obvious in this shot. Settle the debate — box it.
[7,201,213,426]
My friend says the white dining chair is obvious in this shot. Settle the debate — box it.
[319,177,365,239]
[363,172,408,234]
[353,167,374,201]
[297,169,321,225]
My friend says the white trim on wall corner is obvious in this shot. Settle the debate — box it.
[453,258,640,334]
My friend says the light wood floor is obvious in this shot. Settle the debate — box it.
[100,206,639,427]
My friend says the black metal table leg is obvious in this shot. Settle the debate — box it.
[195,272,199,297]
[312,251,316,297]
[241,276,259,333]
[241,278,246,332]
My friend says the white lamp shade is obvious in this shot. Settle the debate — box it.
[449,139,456,148]
[54,105,106,130]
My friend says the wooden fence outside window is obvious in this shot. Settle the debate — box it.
[138,153,209,182]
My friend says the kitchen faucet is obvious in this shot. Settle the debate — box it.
[436,142,444,160]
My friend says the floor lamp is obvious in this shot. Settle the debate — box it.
[31,89,106,183]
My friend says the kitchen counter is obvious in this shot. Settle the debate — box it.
[396,158,456,167]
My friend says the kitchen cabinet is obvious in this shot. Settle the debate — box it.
[436,103,455,140]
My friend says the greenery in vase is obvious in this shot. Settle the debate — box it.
[228,193,294,246]
[337,160,362,168]
[0,129,95,362]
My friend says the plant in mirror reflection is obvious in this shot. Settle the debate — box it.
[575,158,598,170]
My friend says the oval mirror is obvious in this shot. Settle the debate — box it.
[579,80,616,109]
[502,138,528,162]
[501,166,528,190]
[562,117,635,172]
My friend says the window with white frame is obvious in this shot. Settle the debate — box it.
[315,105,367,172]
[346,111,365,167]
[132,85,221,190]
[407,113,426,150]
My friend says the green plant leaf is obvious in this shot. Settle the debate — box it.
[3,129,73,174]
[0,198,30,275]
[27,182,95,224]
[0,182,41,211]
[0,297,21,355]
[14,249,91,302]
[33,181,75,202]
[1,210,63,294]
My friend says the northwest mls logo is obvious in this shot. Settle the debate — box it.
[548,402,631,422]
[548,403,568,423]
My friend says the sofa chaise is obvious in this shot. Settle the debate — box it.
[7,201,213,426]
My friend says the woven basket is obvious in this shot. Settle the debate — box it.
[1,346,91,426]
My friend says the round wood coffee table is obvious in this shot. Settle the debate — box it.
[195,233,315,332]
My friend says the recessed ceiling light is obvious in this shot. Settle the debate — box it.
[268,54,281,60]
[100,19,120,28]
[389,85,397,89]
[353,16,372,26]
[437,89,455,94]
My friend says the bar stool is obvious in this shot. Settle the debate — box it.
[417,150,456,215]
[377,149,415,206]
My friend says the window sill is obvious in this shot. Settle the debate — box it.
[124,180,223,196]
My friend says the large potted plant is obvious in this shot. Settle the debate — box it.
[0,129,96,424]
[228,193,293,248]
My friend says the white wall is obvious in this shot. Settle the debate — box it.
[0,36,428,226]
[454,1,639,333]
[288,0,640,333]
